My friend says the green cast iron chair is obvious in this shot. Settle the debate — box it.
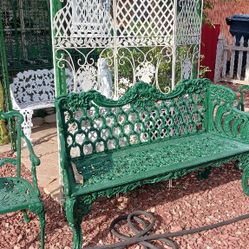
[0,111,45,249]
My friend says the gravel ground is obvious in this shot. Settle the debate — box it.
[1,151,249,249]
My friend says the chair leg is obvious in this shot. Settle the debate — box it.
[65,198,83,249]
[31,204,45,249]
[38,209,45,249]
[20,109,33,142]
[72,222,82,249]
[239,155,249,196]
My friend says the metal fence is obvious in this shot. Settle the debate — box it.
[0,0,52,76]
[215,35,249,85]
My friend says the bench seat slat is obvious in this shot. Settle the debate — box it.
[72,132,249,195]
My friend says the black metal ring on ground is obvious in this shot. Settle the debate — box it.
[86,210,249,249]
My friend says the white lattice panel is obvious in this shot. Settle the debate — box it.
[53,0,176,48]
[72,0,113,37]
[51,0,203,94]
[116,0,174,47]
[177,0,202,45]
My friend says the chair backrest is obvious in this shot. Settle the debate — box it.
[0,111,23,177]
[10,69,73,109]
[56,79,210,161]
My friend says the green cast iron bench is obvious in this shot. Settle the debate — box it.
[56,78,249,249]
[0,111,45,249]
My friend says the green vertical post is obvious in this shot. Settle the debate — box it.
[50,0,67,96]
[196,0,204,78]
[11,0,21,70]
[0,80,9,144]
[50,0,68,209]
[0,9,16,149]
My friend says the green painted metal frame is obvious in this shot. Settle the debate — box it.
[0,80,9,144]
[50,0,67,96]
[0,0,53,74]
[0,110,45,249]
[55,78,249,249]
[0,9,15,149]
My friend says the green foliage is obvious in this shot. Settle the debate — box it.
[100,45,200,93]
[203,0,214,24]
[100,47,173,92]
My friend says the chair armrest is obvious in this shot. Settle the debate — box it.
[22,133,40,167]
[21,122,41,195]
[0,110,39,167]
[0,110,41,193]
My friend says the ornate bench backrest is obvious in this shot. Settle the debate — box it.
[10,69,73,109]
[56,79,210,161]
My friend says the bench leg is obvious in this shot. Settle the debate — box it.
[197,167,212,180]
[242,166,249,196]
[20,109,33,142]
[23,210,30,223]
[65,197,83,249]
[240,155,249,196]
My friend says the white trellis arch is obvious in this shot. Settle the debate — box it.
[50,0,203,98]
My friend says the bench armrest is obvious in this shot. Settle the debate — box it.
[227,108,249,143]
[9,89,21,110]
[238,85,249,111]
[208,84,249,143]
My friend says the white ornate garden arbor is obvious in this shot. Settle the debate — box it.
[50,0,203,97]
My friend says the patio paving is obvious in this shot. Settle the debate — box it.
[23,123,62,202]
